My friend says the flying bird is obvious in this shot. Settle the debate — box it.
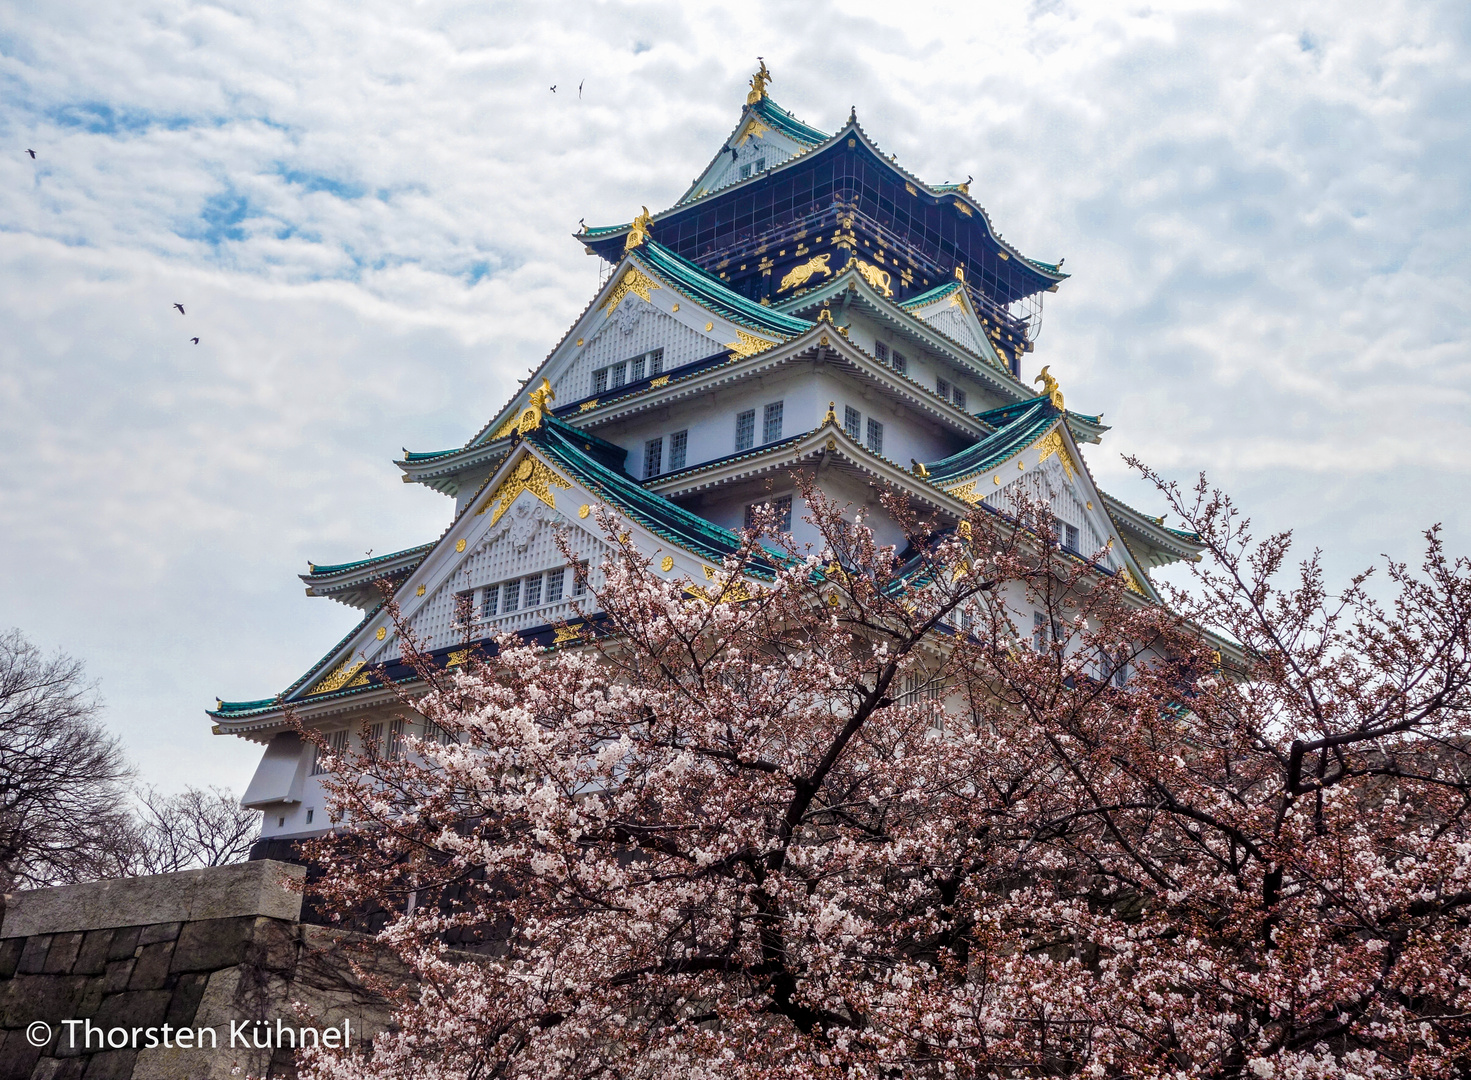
[190,337,199,344]
[26,149,36,159]
[173,303,185,315]
[578,80,584,98]
[550,85,557,93]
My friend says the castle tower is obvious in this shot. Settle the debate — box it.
[213,67,1205,854]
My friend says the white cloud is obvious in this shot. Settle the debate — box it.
[1,0,1467,789]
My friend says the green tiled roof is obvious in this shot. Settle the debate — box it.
[751,95,828,146]
[636,242,812,337]
[899,280,963,308]
[402,448,457,462]
[528,415,779,577]
[920,396,1060,484]
[307,542,435,578]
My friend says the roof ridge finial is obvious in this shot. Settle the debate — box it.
[1034,365,1064,412]
[848,104,857,124]
[624,206,653,252]
[746,58,771,105]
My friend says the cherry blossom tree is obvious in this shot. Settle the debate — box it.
[295,475,1471,1080]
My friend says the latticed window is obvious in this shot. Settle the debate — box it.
[952,386,966,410]
[524,573,542,608]
[744,494,792,532]
[644,436,663,478]
[481,584,499,618]
[844,406,861,440]
[574,560,589,595]
[545,567,565,603]
[668,430,688,471]
[611,361,627,388]
[503,579,521,613]
[891,350,907,376]
[735,409,755,452]
[936,377,951,400]
[454,590,474,625]
[874,341,888,361]
[387,719,405,761]
[368,723,384,760]
[311,729,350,776]
[593,368,608,394]
[649,348,664,376]
[866,418,884,455]
[763,401,784,444]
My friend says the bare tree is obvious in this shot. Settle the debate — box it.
[0,628,137,890]
[127,785,260,874]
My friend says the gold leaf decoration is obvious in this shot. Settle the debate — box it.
[777,253,833,293]
[312,657,365,695]
[1033,429,1076,480]
[601,267,660,315]
[725,330,776,359]
[475,453,571,524]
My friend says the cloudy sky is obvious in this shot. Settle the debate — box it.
[2,0,1467,794]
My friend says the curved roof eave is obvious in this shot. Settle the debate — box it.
[578,114,1069,290]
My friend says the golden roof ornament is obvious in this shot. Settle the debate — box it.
[624,206,654,252]
[1034,366,1064,411]
[517,378,556,433]
[746,58,771,105]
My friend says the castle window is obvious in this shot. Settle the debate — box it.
[524,573,542,608]
[482,584,499,618]
[745,494,793,532]
[545,567,565,603]
[502,579,521,613]
[368,722,384,760]
[739,163,751,179]
[388,719,405,761]
[630,354,646,382]
[952,386,966,410]
[644,436,664,478]
[593,368,608,394]
[866,418,884,455]
[874,341,888,362]
[668,430,688,471]
[844,406,861,440]
[649,348,664,376]
[763,401,784,444]
[454,590,475,625]
[574,560,589,595]
[306,808,314,824]
[735,409,756,451]
[311,728,349,776]
[936,377,951,400]
[611,362,627,388]
[891,350,907,376]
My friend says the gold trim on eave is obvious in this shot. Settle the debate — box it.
[476,454,572,525]
[311,657,368,695]
[1032,428,1076,480]
[726,330,776,359]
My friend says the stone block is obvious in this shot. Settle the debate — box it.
[0,973,86,1026]
[0,1027,43,1080]
[169,917,257,974]
[164,972,208,1028]
[81,1049,136,1080]
[105,928,140,962]
[101,959,133,994]
[31,1057,87,1080]
[137,923,181,947]
[0,936,25,978]
[127,942,175,991]
[91,988,172,1031]
[1,863,307,938]
[72,930,113,977]
[18,935,52,974]
[75,978,105,1019]
[43,932,84,974]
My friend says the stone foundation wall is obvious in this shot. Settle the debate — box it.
[0,862,395,1080]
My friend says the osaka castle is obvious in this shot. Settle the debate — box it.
[213,63,1205,857]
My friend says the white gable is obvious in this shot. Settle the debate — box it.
[553,295,723,403]
[687,112,808,201]
[907,289,1007,370]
